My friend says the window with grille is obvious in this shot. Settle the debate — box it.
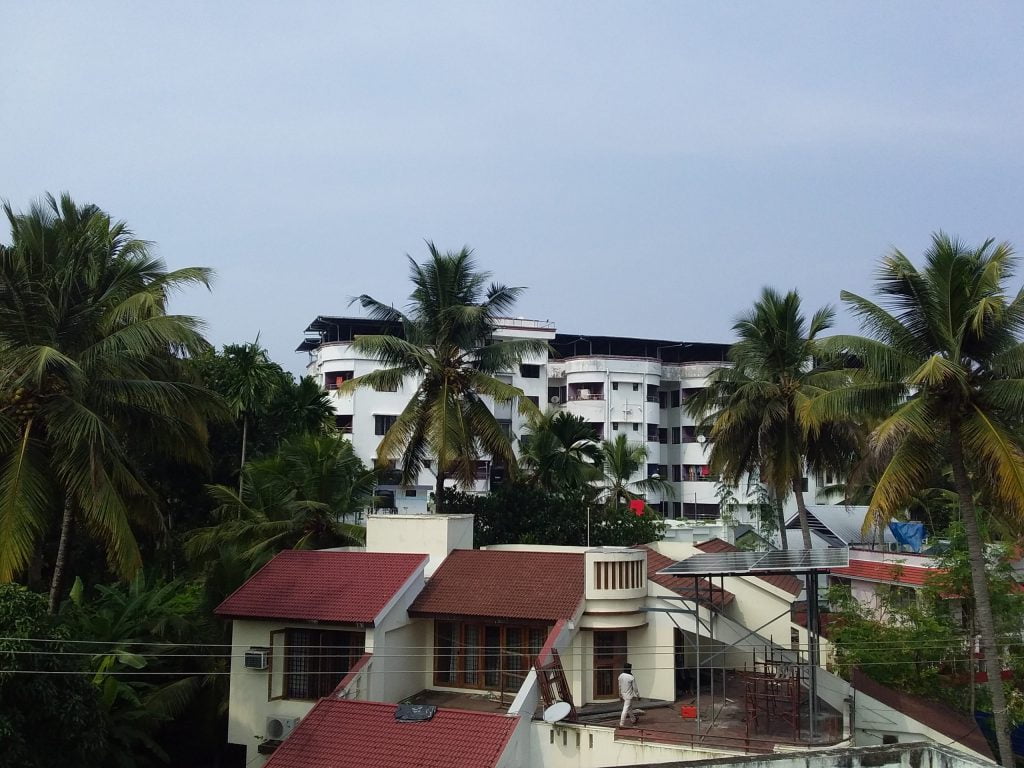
[434,621,547,691]
[283,628,362,700]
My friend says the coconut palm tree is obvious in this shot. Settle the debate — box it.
[685,287,859,549]
[216,340,283,492]
[520,410,603,493]
[0,194,221,610]
[342,244,549,513]
[599,434,674,513]
[187,433,374,568]
[810,234,1024,767]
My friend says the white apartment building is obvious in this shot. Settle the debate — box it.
[297,316,823,522]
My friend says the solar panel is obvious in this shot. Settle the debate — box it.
[656,547,848,576]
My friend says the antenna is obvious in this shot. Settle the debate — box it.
[542,701,571,724]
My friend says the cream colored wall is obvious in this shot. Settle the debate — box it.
[368,620,429,703]
[365,514,472,576]
[527,721,736,767]
[227,619,367,765]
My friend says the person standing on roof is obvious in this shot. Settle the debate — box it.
[618,662,641,727]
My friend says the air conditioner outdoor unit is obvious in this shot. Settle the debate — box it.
[265,715,300,742]
[244,648,269,670]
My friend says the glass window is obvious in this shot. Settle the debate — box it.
[519,364,541,378]
[593,630,628,698]
[374,414,397,435]
[284,628,362,700]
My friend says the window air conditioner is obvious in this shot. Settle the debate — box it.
[244,648,269,670]
[265,715,300,741]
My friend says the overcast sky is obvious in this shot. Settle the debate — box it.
[3,2,1023,374]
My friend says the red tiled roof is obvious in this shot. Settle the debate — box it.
[410,549,584,622]
[694,539,804,596]
[265,699,518,768]
[852,669,993,760]
[215,551,427,625]
[832,559,937,587]
[645,547,735,609]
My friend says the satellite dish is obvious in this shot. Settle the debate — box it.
[543,701,571,724]
[550,395,561,404]
[696,434,707,444]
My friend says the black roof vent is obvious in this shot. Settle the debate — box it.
[395,704,437,722]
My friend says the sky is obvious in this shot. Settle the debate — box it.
[3,2,1023,375]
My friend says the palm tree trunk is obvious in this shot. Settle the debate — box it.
[791,473,813,549]
[435,470,446,515]
[49,499,74,614]
[776,496,789,551]
[949,415,1014,768]
[238,414,248,495]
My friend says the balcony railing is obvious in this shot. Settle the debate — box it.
[568,392,605,401]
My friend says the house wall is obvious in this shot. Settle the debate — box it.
[365,514,472,576]
[227,618,369,766]
[367,620,429,703]
[527,721,735,767]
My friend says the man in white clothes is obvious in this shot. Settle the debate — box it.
[618,662,640,727]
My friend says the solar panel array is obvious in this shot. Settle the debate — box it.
[657,548,849,576]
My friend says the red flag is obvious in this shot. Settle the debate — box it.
[629,499,645,516]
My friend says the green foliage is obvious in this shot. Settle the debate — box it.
[0,194,223,592]
[687,287,860,548]
[0,584,109,767]
[188,434,373,570]
[520,410,603,493]
[446,482,664,548]
[598,433,674,512]
[344,244,549,509]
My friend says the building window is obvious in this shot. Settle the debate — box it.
[612,382,619,391]
[683,464,712,481]
[671,426,681,444]
[434,621,547,690]
[526,395,539,408]
[593,630,628,699]
[647,463,661,478]
[335,414,353,434]
[324,370,354,390]
[498,419,513,439]
[658,391,668,409]
[647,424,659,442]
[474,461,490,480]
[423,459,432,469]
[646,384,659,403]
[632,423,639,432]
[670,390,681,408]
[681,426,696,443]
[658,428,668,444]
[588,422,605,439]
[612,422,619,431]
[374,414,397,436]
[594,560,644,590]
[632,383,639,392]
[672,464,682,482]
[672,501,682,518]
[519,364,540,378]
[283,629,362,700]
[405,489,417,498]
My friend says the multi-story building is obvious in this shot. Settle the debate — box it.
[297,315,822,521]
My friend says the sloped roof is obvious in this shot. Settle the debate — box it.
[851,669,993,760]
[409,549,584,622]
[215,550,427,625]
[694,539,803,596]
[832,559,937,587]
[644,547,735,609]
[264,699,518,768]
[785,505,896,547]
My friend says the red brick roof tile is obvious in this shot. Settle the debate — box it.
[694,539,804,596]
[215,551,426,625]
[644,547,735,609]
[832,559,937,587]
[265,698,518,768]
[410,549,584,622]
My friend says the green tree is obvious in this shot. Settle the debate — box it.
[343,244,548,513]
[0,194,220,610]
[812,234,1024,766]
[598,433,674,513]
[0,584,108,768]
[520,410,603,493]
[188,433,374,569]
[686,287,859,549]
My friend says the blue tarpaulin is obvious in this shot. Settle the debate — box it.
[888,522,926,553]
